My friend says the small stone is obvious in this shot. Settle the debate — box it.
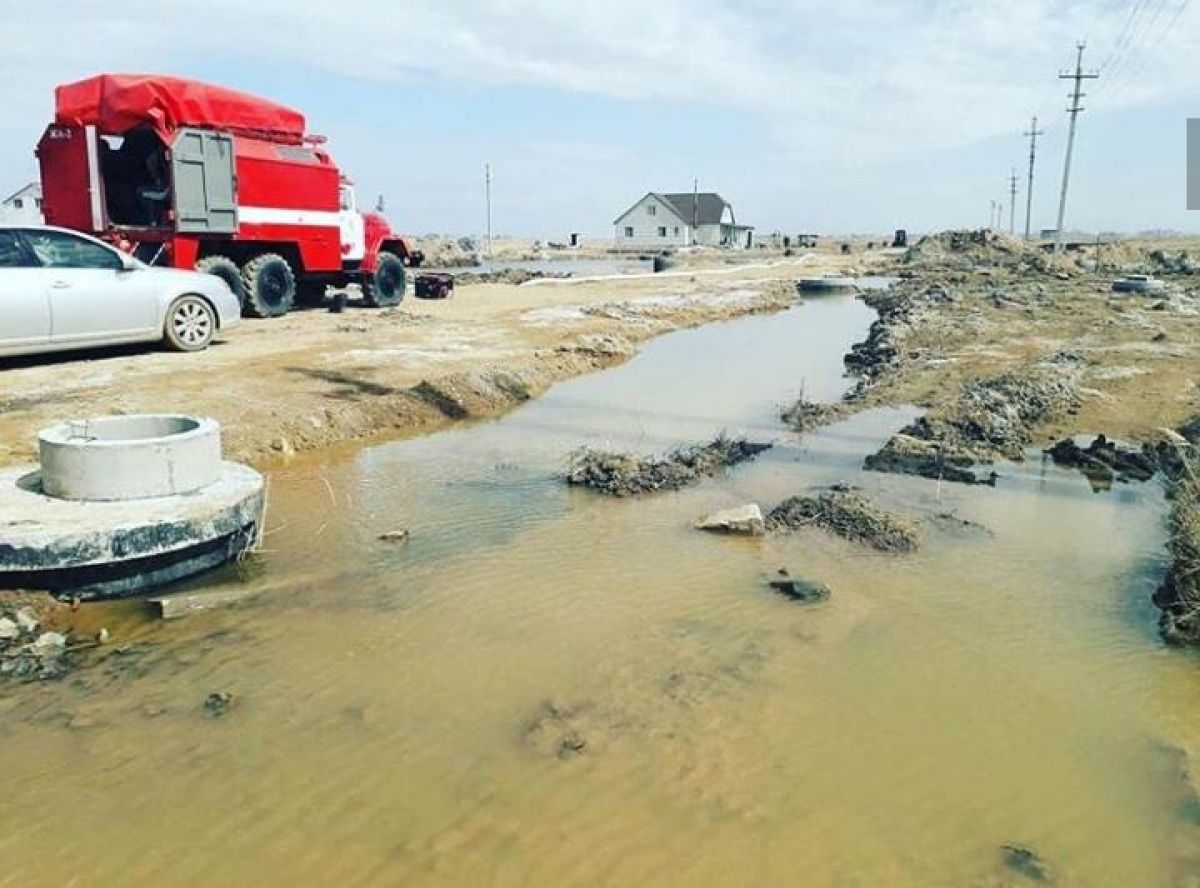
[272,437,295,457]
[203,691,235,717]
[695,504,766,536]
[379,529,411,543]
[14,609,38,634]
[557,732,587,759]
[0,618,18,641]
[96,628,110,645]
[30,632,66,657]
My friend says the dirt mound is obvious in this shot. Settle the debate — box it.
[864,356,1083,485]
[766,485,920,552]
[1153,421,1200,645]
[417,236,480,268]
[780,399,847,432]
[903,228,1079,278]
[566,435,772,496]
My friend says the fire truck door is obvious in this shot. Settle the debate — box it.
[338,184,366,262]
[172,128,237,234]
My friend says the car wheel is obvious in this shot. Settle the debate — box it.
[164,295,216,352]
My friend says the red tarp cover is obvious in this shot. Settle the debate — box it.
[54,74,307,144]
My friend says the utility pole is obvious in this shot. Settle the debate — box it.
[484,162,493,263]
[1022,115,1045,240]
[1008,169,1018,235]
[691,177,699,245]
[1054,43,1099,254]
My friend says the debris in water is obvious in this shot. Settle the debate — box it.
[378,529,412,543]
[766,485,920,552]
[767,569,830,603]
[695,504,765,536]
[999,844,1054,883]
[566,435,772,497]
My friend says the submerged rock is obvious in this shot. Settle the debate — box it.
[203,691,235,718]
[863,427,995,486]
[780,399,846,432]
[695,504,766,536]
[766,485,920,552]
[566,435,772,497]
[999,844,1054,883]
[766,569,830,603]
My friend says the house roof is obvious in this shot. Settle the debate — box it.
[2,181,40,206]
[614,191,735,226]
[658,193,731,226]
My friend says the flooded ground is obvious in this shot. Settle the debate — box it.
[2,293,1198,886]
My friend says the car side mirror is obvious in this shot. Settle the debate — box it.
[118,254,139,272]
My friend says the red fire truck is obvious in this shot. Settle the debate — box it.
[36,74,422,317]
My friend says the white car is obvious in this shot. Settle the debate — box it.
[1,224,241,358]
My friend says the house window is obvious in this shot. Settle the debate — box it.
[673,227,680,236]
[657,226,667,237]
[12,199,22,209]
[647,204,657,216]
[624,226,634,237]
[35,198,42,208]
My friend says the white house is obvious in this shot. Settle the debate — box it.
[0,182,43,224]
[613,192,753,250]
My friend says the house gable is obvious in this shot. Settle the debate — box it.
[613,192,690,227]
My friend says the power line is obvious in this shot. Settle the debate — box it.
[1093,0,1175,103]
[1023,115,1045,240]
[1054,43,1099,254]
[1098,0,1191,107]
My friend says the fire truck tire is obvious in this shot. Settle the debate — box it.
[363,252,406,307]
[194,255,246,307]
[241,253,296,318]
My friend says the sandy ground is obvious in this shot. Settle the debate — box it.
[0,254,853,469]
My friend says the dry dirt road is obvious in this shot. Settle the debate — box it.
[0,254,850,468]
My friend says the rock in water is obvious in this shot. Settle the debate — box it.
[566,435,772,497]
[695,504,766,536]
[999,845,1053,883]
[767,569,830,603]
[204,691,235,718]
[379,529,411,543]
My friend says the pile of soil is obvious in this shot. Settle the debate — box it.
[456,268,561,286]
[780,399,847,432]
[566,435,772,497]
[1153,420,1200,645]
[902,228,1079,278]
[417,236,480,268]
[864,356,1083,485]
[766,485,920,552]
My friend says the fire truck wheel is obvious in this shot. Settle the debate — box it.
[194,255,246,308]
[363,252,406,307]
[241,253,297,318]
[163,295,216,352]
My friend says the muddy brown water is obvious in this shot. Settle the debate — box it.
[2,293,1198,886]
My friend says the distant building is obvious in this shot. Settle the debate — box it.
[613,192,753,250]
[0,182,43,224]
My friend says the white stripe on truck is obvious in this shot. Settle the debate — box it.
[237,206,342,227]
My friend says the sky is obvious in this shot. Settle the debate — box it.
[1,0,1198,237]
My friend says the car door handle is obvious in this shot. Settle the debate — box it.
[50,281,71,289]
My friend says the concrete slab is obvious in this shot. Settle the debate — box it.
[0,462,264,600]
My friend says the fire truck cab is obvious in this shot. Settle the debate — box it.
[37,74,422,318]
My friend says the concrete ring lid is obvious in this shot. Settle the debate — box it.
[37,415,223,502]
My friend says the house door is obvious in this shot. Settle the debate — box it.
[172,128,238,234]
